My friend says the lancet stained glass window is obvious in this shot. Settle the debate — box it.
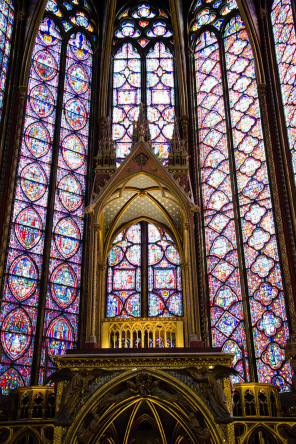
[112,3,175,164]
[271,0,296,186]
[0,0,14,122]
[0,0,95,392]
[191,0,291,390]
[107,222,182,324]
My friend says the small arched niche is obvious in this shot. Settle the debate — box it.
[85,137,200,348]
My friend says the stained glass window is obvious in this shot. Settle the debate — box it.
[271,0,296,186]
[107,222,182,323]
[0,0,14,122]
[0,0,95,392]
[112,3,175,164]
[192,0,291,390]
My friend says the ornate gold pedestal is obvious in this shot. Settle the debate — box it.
[51,349,234,444]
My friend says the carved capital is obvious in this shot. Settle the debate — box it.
[16,10,26,21]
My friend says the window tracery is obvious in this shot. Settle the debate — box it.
[112,3,175,164]
[106,222,182,323]
[0,0,95,391]
[191,0,291,390]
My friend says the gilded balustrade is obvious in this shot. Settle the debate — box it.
[101,318,184,348]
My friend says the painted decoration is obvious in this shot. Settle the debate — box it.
[67,64,89,94]
[30,84,55,118]
[65,98,87,130]
[33,50,58,81]
[50,263,77,308]
[1,309,32,360]
[20,163,47,202]
[15,207,43,249]
[8,255,38,301]
[0,368,23,395]
[46,316,73,359]
[58,174,83,212]
[54,217,80,258]
[25,122,51,158]
[61,134,85,170]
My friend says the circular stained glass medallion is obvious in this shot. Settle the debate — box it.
[20,163,47,202]
[1,308,32,360]
[67,64,89,95]
[50,264,77,308]
[62,134,85,170]
[75,12,89,27]
[54,217,80,258]
[58,175,83,212]
[30,85,55,118]
[25,122,51,158]
[33,50,57,81]
[165,245,180,264]
[8,255,38,301]
[108,246,124,266]
[46,316,73,359]
[65,99,87,130]
[15,207,43,249]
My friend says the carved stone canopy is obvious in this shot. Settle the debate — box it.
[87,135,199,252]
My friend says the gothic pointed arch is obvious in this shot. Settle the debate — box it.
[189,0,292,390]
[111,1,176,164]
[0,0,97,390]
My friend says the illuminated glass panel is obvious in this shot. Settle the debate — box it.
[147,43,175,162]
[0,0,95,391]
[112,2,175,164]
[40,32,93,382]
[224,16,291,390]
[271,0,296,185]
[107,222,183,326]
[0,0,14,122]
[192,0,291,390]
[148,224,182,319]
[107,224,142,318]
[194,31,248,380]
[112,43,141,163]
[0,17,62,389]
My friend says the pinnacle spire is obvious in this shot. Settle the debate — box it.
[132,102,151,146]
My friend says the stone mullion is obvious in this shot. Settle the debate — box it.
[98,0,117,117]
[186,46,210,347]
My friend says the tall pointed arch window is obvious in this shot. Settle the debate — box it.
[0,0,15,122]
[112,3,175,164]
[271,0,296,186]
[106,222,183,325]
[0,0,96,392]
[191,0,291,390]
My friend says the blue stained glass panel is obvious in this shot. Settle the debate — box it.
[0,0,14,121]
